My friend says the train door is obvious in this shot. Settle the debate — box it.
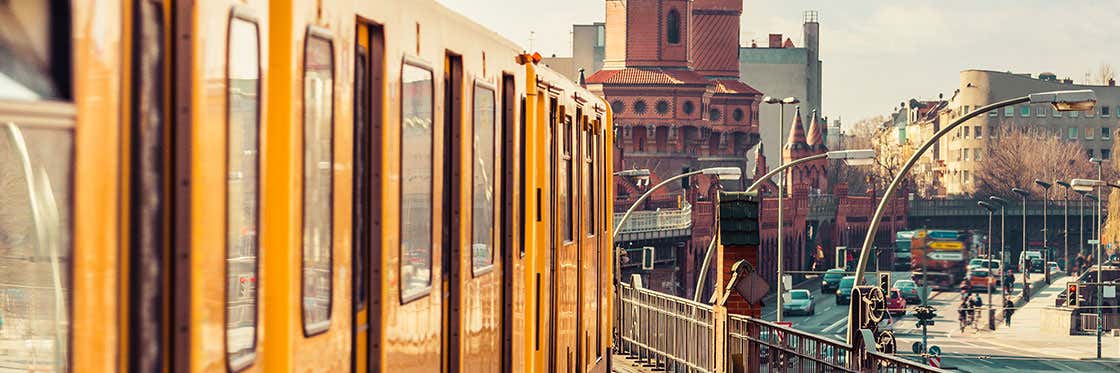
[547,97,559,373]
[500,74,518,372]
[441,52,464,373]
[352,21,384,373]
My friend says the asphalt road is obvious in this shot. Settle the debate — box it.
[757,269,1120,372]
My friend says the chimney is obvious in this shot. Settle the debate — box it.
[769,34,782,48]
[1110,78,1116,86]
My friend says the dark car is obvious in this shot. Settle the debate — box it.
[893,279,921,303]
[836,276,856,305]
[820,268,845,293]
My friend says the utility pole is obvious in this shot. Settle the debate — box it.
[1092,158,1104,359]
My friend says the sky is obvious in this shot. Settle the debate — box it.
[436,0,1120,125]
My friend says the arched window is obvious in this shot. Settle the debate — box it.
[667,9,681,44]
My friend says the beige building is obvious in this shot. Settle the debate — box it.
[541,22,605,81]
[940,70,1120,195]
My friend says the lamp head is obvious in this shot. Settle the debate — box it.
[826,149,875,166]
[1011,188,1030,198]
[782,97,800,104]
[702,167,742,181]
[1028,89,1097,112]
[977,200,996,212]
[1071,178,1105,192]
[989,196,1008,206]
[1056,180,1071,189]
[1090,157,1105,164]
[1034,179,1052,190]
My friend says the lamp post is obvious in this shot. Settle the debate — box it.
[851,90,1097,294]
[763,96,799,322]
[990,196,1009,301]
[979,200,998,330]
[1056,180,1071,273]
[848,90,1096,345]
[1011,187,1031,300]
[1071,173,1106,359]
[1035,179,1053,284]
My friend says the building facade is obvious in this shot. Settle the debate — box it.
[739,11,823,172]
[940,70,1120,195]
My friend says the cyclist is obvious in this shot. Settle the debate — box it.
[958,300,972,332]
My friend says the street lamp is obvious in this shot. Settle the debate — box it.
[1035,179,1053,284]
[851,90,1097,292]
[978,200,998,330]
[614,168,651,177]
[1072,157,1107,360]
[763,96,799,322]
[848,89,1096,345]
[1011,187,1031,301]
[1056,180,1072,273]
[691,149,876,302]
[990,196,1009,302]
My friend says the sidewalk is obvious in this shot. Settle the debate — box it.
[988,274,1120,359]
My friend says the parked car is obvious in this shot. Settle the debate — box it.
[886,288,907,316]
[783,289,816,316]
[836,276,856,305]
[1048,261,1062,275]
[820,268,845,293]
[968,268,996,292]
[893,279,921,303]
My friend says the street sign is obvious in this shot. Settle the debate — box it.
[928,230,958,240]
[1105,285,1117,299]
[911,341,923,354]
[928,355,941,368]
[928,345,941,356]
[928,241,964,250]
[776,321,792,343]
[927,251,964,261]
[783,275,793,291]
[1088,239,1101,245]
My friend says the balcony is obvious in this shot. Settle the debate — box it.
[614,203,693,242]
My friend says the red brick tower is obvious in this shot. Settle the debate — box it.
[604,0,691,70]
[805,109,829,190]
[691,0,742,78]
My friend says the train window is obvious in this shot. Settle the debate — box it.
[561,114,573,242]
[584,124,593,236]
[0,1,71,100]
[301,31,334,335]
[400,62,434,302]
[225,16,260,370]
[472,84,496,273]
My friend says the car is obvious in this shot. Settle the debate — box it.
[836,276,856,305]
[1019,251,1044,273]
[886,288,907,316]
[893,279,921,303]
[820,268,845,293]
[1048,261,1062,275]
[968,268,996,292]
[783,289,816,316]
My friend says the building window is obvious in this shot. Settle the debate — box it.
[1102,127,1111,140]
[990,126,998,138]
[1019,105,1030,117]
[709,108,721,121]
[963,148,969,161]
[733,108,744,122]
[1102,106,1111,117]
[400,63,435,302]
[1088,149,1095,158]
[596,25,605,47]
[963,170,970,183]
[964,127,970,138]
[1104,149,1112,160]
[963,105,970,114]
[975,126,982,139]
[610,99,625,114]
[632,100,647,114]
[974,148,982,161]
[1004,106,1014,117]
[683,101,695,115]
[1054,108,1062,117]
[1071,110,1080,118]
[301,32,335,335]
[988,109,998,117]
[1068,127,1078,139]
[1086,127,1095,139]
[666,9,681,44]
[655,100,671,115]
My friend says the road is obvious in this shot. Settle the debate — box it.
[758,270,1120,372]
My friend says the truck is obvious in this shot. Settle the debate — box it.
[893,231,914,271]
[909,229,972,291]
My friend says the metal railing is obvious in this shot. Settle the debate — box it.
[617,282,716,372]
[613,203,693,234]
[616,284,948,372]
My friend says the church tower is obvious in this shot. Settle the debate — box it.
[604,0,691,69]
[691,0,743,78]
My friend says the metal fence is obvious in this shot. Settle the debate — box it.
[614,203,693,235]
[616,284,947,372]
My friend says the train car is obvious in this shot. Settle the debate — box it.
[0,0,612,372]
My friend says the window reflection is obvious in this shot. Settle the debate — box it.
[472,85,495,272]
[302,34,334,334]
[0,123,73,372]
[400,63,434,301]
[225,17,260,369]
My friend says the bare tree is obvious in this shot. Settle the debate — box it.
[1097,63,1115,85]
[973,126,1095,199]
[835,115,936,196]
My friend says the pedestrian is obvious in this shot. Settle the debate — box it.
[1002,296,1014,327]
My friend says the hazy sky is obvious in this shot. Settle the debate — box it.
[437,0,1120,124]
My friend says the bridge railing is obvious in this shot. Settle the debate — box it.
[616,284,947,372]
[613,203,692,234]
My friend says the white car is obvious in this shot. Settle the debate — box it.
[1048,261,1062,274]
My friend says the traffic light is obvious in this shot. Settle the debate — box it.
[1066,283,1079,307]
[719,191,760,246]
[641,247,655,271]
[879,272,891,296]
[913,305,937,327]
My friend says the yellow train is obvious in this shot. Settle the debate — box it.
[0,0,613,372]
